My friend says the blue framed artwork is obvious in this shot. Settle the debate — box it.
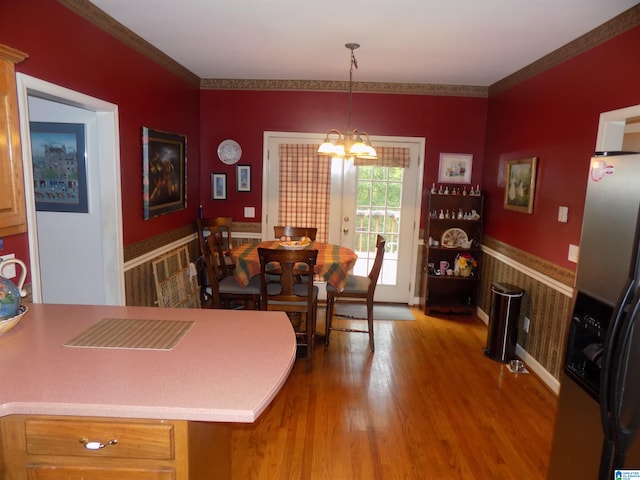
[29,122,88,213]
[142,127,187,220]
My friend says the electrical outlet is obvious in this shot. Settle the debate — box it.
[523,316,530,333]
[0,253,16,279]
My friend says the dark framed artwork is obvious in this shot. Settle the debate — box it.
[29,122,88,213]
[504,157,538,213]
[236,164,251,192]
[142,127,187,220]
[212,173,227,200]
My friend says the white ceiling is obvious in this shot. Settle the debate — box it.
[89,0,638,86]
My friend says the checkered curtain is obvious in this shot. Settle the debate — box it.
[354,146,410,168]
[278,144,331,243]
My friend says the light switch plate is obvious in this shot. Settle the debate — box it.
[244,206,255,218]
[558,206,568,223]
[568,244,579,263]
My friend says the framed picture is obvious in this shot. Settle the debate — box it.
[236,165,251,192]
[504,157,538,213]
[438,153,473,184]
[142,127,187,220]
[212,173,227,200]
[29,122,88,213]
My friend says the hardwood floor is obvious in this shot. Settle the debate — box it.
[231,306,558,479]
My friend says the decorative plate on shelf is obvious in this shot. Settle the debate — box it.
[441,228,468,248]
[217,139,242,165]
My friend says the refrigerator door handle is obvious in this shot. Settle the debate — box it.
[610,295,640,467]
[600,279,636,435]
[598,279,637,480]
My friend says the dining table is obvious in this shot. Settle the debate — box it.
[231,240,358,291]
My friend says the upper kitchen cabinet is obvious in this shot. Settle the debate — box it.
[0,44,28,237]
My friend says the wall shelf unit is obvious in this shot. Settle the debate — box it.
[422,192,484,315]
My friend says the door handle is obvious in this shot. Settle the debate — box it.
[343,228,349,234]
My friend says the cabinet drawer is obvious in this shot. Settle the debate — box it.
[27,464,175,480]
[25,418,175,460]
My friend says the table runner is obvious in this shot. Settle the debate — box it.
[64,318,194,350]
[231,240,357,291]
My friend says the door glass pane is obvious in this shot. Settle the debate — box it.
[354,165,402,285]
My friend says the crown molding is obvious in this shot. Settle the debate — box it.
[59,0,638,98]
[199,78,488,97]
[57,0,200,87]
[489,4,640,96]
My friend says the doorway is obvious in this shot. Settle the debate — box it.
[263,132,424,303]
[16,74,124,305]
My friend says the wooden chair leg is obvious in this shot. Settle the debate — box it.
[324,293,335,349]
[306,309,314,373]
[366,301,375,352]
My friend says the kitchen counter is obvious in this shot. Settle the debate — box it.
[0,303,296,422]
[0,304,296,479]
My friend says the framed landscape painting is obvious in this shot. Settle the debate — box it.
[438,153,472,184]
[504,157,538,213]
[142,127,187,220]
[30,121,88,213]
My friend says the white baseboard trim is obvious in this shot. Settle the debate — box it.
[477,307,559,394]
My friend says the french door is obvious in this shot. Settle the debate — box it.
[263,132,424,303]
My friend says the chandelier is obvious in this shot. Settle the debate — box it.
[317,43,378,160]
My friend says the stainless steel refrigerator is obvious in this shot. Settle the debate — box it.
[548,152,640,479]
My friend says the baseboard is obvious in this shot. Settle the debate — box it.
[477,307,559,395]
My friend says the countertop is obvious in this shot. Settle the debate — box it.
[0,304,296,423]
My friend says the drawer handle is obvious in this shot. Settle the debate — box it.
[79,437,118,450]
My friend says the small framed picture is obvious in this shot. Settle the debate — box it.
[30,121,89,213]
[438,153,473,184]
[211,173,227,200]
[504,157,538,214]
[236,165,251,192]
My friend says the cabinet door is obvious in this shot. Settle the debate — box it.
[0,45,28,237]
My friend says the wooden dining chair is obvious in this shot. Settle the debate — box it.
[274,226,318,241]
[258,247,319,373]
[325,235,386,352]
[202,232,261,310]
[197,217,235,275]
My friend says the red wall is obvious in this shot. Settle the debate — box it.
[483,25,640,271]
[0,0,201,268]
[199,89,487,221]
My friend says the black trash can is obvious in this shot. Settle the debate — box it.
[484,282,525,363]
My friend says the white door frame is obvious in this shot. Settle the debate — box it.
[262,131,425,304]
[16,73,125,305]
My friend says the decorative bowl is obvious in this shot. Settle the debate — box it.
[0,305,27,336]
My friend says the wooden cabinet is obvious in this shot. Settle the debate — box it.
[0,44,28,237]
[422,192,483,315]
[0,415,230,480]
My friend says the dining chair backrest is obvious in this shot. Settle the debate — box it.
[274,226,318,241]
[258,248,318,300]
[197,216,233,254]
[367,234,387,298]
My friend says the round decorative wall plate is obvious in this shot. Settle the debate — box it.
[441,228,469,248]
[217,139,242,165]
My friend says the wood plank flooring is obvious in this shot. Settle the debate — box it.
[231,307,557,479]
